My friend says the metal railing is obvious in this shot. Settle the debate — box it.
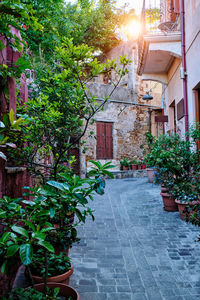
[141,0,180,36]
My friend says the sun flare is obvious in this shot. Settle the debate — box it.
[121,19,142,40]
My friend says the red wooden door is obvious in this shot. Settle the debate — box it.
[105,122,113,159]
[96,122,113,159]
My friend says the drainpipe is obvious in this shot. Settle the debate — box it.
[180,0,189,134]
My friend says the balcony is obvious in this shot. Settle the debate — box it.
[137,0,181,83]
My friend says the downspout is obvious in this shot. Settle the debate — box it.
[180,0,189,134]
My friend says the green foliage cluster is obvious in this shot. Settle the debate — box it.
[11,39,131,181]
[144,130,200,202]
[0,109,24,161]
[9,286,72,300]
[30,250,71,277]
[0,160,114,297]
[22,0,122,59]
[120,158,129,167]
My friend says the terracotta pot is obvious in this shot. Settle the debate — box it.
[131,164,137,170]
[122,166,129,171]
[175,199,199,220]
[32,264,73,285]
[161,184,169,193]
[147,168,155,183]
[141,163,146,169]
[138,165,142,170]
[160,192,178,212]
[34,283,80,300]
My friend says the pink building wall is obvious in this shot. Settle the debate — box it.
[0,27,30,199]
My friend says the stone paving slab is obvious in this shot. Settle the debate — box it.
[70,178,200,300]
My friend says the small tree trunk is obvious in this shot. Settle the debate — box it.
[27,266,34,288]
[44,251,48,295]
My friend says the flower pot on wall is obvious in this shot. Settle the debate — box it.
[34,283,80,300]
[122,166,129,171]
[138,165,142,170]
[141,163,146,169]
[131,164,137,170]
[160,192,178,212]
[147,168,155,183]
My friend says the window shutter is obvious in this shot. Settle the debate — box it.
[105,122,113,159]
[96,122,105,159]
[173,0,180,13]
[177,99,184,120]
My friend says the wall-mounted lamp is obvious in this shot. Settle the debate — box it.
[142,93,153,101]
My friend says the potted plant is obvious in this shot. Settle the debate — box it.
[143,132,157,182]
[170,174,200,220]
[0,201,80,299]
[10,285,80,300]
[139,157,146,169]
[0,160,113,297]
[129,159,137,170]
[29,251,73,285]
[137,160,142,170]
[120,158,129,171]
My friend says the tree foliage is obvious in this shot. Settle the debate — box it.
[18,38,131,181]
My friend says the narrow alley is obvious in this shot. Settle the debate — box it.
[70,178,200,300]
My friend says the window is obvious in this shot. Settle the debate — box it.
[96,122,113,159]
[169,100,176,133]
[177,99,184,120]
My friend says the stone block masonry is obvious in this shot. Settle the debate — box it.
[70,178,200,300]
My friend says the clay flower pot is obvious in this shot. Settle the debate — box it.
[175,199,199,220]
[141,163,146,169]
[160,192,178,212]
[147,168,155,183]
[122,166,129,171]
[137,165,142,170]
[34,282,80,300]
[131,164,137,170]
[32,264,73,285]
[161,184,169,193]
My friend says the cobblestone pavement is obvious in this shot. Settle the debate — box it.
[70,178,200,300]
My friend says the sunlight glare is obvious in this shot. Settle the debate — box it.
[121,19,142,40]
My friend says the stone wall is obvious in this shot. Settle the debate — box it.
[80,40,162,176]
[81,102,149,171]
